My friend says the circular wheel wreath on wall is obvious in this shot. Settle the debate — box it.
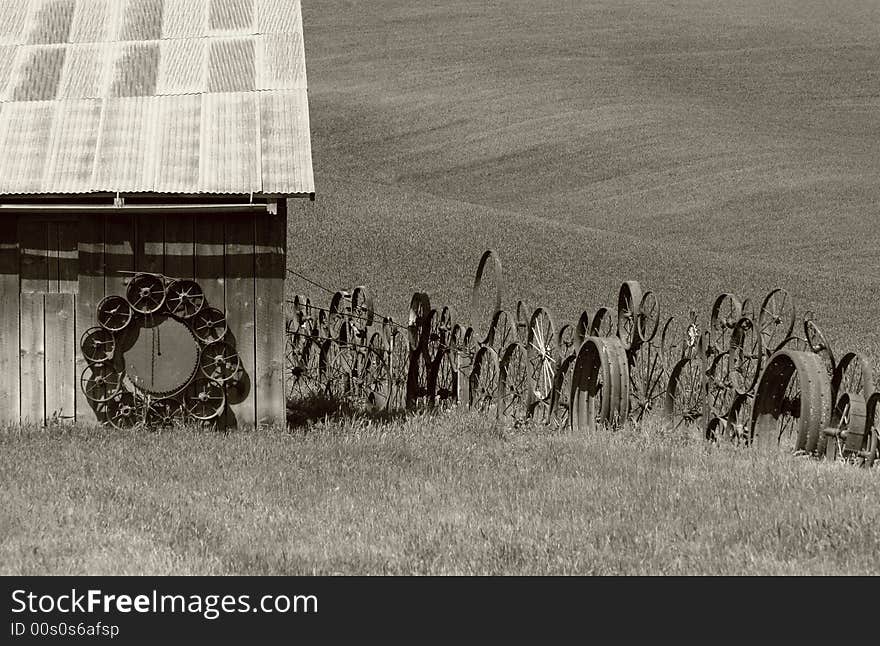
[80,273,243,430]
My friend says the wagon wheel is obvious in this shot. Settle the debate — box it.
[750,350,832,454]
[351,285,375,328]
[527,308,557,420]
[616,281,643,352]
[664,355,706,431]
[831,352,875,403]
[659,316,680,370]
[758,288,796,356]
[629,339,666,422]
[515,300,530,342]
[320,339,361,402]
[428,349,458,410]
[556,324,577,362]
[728,317,763,395]
[125,273,166,315]
[406,349,431,410]
[182,378,226,421]
[80,326,116,364]
[145,397,184,429]
[407,292,431,352]
[97,295,133,333]
[425,308,444,361]
[81,363,123,404]
[709,293,742,356]
[803,317,835,376]
[726,393,754,444]
[548,354,576,429]
[451,325,478,404]
[291,294,309,316]
[191,307,228,345]
[740,298,755,323]
[705,351,736,425]
[574,311,591,347]
[363,332,391,411]
[636,291,660,345]
[386,326,410,411]
[165,279,205,319]
[485,309,517,356]
[438,306,453,350]
[590,306,615,338]
[469,346,500,414]
[498,342,532,424]
[470,249,503,340]
[820,392,868,461]
[199,342,241,383]
[570,337,629,432]
[286,336,323,403]
[863,393,880,468]
[106,391,145,430]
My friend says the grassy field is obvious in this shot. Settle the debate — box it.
[3,412,880,576]
[4,1,880,575]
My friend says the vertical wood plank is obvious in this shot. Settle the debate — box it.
[254,205,286,426]
[45,293,76,421]
[135,214,165,275]
[224,213,256,428]
[20,293,45,425]
[47,221,59,293]
[164,213,195,281]
[194,216,225,311]
[19,219,49,293]
[104,214,134,298]
[0,215,20,425]
[58,219,79,294]
[76,214,105,425]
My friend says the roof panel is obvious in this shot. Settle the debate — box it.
[0,1,29,45]
[109,41,159,97]
[208,0,253,34]
[42,98,102,192]
[26,0,75,44]
[207,37,254,93]
[257,0,300,34]
[0,100,53,193]
[160,0,206,39]
[57,43,107,99]
[156,38,205,95]
[9,45,66,102]
[94,96,158,191]
[260,89,313,194]
[0,44,17,98]
[200,91,259,193]
[154,93,200,192]
[257,32,305,90]
[69,0,115,43]
[119,0,164,41]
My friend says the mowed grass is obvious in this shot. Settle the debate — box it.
[2,413,879,575]
[291,0,880,366]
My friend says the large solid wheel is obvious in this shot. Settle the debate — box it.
[590,306,615,338]
[819,392,868,461]
[750,350,832,453]
[831,352,874,403]
[570,337,629,433]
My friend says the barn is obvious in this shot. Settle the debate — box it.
[0,0,314,428]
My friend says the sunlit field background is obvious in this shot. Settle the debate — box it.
[4,0,880,574]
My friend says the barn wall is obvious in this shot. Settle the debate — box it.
[0,206,287,428]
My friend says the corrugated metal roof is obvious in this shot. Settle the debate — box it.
[0,0,313,196]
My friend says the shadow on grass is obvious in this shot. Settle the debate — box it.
[286,395,410,431]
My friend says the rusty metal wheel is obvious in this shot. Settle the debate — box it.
[727,393,753,444]
[590,306,615,338]
[515,300,530,342]
[97,295,132,332]
[664,355,706,430]
[145,398,184,429]
[471,249,503,340]
[126,273,166,315]
[758,288,796,356]
[548,354,576,430]
[659,316,681,369]
[364,331,391,411]
[106,391,145,430]
[750,350,832,453]
[469,346,500,414]
[574,310,591,347]
[407,292,431,352]
[351,285,375,328]
[182,378,226,421]
[81,326,116,364]
[636,290,660,344]
[803,317,835,376]
[630,339,666,422]
[165,279,205,319]
[81,364,123,404]
[570,337,629,432]
[191,307,227,345]
[820,392,868,461]
[428,349,457,410]
[321,339,360,402]
[556,324,576,362]
[387,326,410,411]
[831,352,874,403]
[425,308,444,361]
[499,342,531,423]
[728,317,762,395]
[705,351,736,427]
[486,309,517,356]
[199,342,241,383]
[616,281,643,351]
[527,307,557,418]
[406,348,430,410]
[710,293,742,355]
[286,336,323,403]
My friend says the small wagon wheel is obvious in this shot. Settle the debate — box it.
[125,273,166,315]
[515,300,530,342]
[351,285,375,328]
[165,279,205,319]
[629,339,666,423]
[470,250,503,338]
[728,317,763,395]
[428,348,458,410]
[405,348,431,410]
[438,306,453,349]
[663,355,707,431]
[636,290,660,345]
[819,392,868,461]
[709,293,743,354]
[81,363,123,404]
[80,326,116,364]
[469,346,500,414]
[758,288,796,356]
[199,342,241,383]
[497,342,532,423]
[616,280,643,351]
[182,378,227,421]
[659,316,680,369]
[527,307,557,417]
[191,307,228,345]
[727,393,754,444]
[425,308,444,361]
[589,306,615,338]
[145,397,184,429]
[740,298,755,323]
[407,292,432,352]
[485,309,517,356]
[97,295,132,333]
[831,352,875,403]
[286,336,323,403]
[555,324,576,362]
[705,351,736,424]
[548,354,576,429]
[803,317,835,376]
[106,391,145,430]
[320,339,359,401]
[363,331,391,411]
[574,310,591,347]
[750,349,832,453]
[386,325,411,411]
